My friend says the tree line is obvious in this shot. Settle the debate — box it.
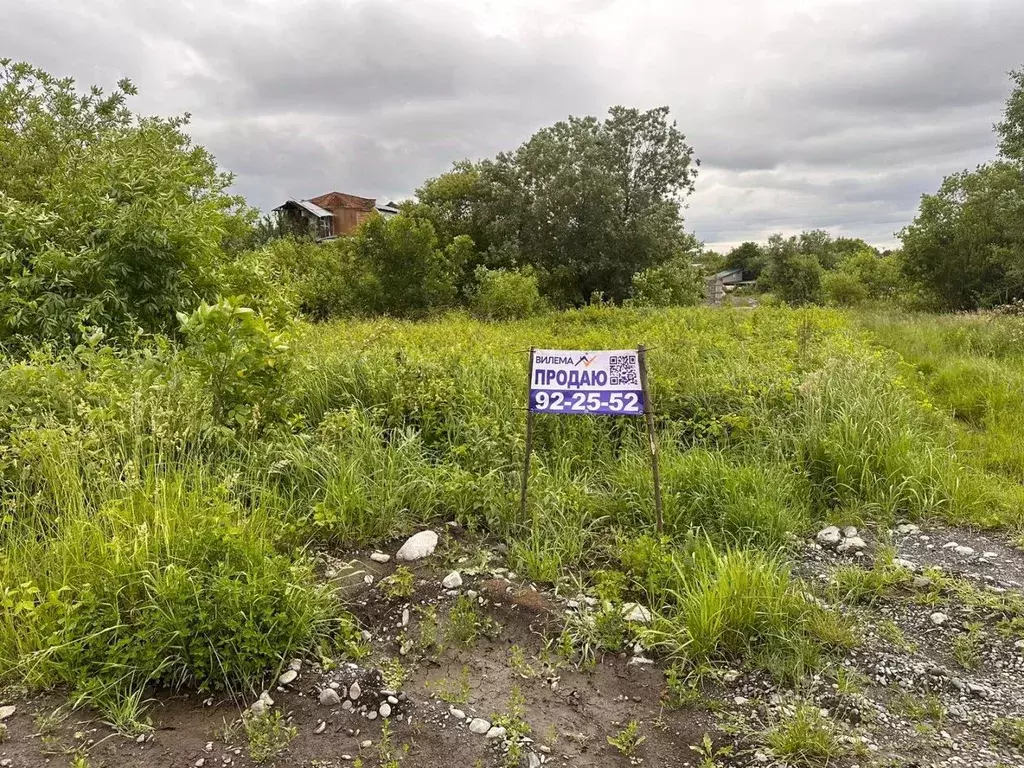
[2,58,1023,356]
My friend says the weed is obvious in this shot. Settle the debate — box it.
[508,645,538,678]
[889,690,946,725]
[876,619,918,653]
[992,717,1024,749]
[491,686,532,767]
[381,567,415,599]
[607,719,645,757]
[381,657,409,690]
[446,595,496,647]
[243,710,298,764]
[690,733,733,768]
[765,702,845,766]
[425,666,471,705]
[377,719,408,768]
[952,623,985,670]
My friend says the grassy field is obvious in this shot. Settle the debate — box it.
[2,305,1023,730]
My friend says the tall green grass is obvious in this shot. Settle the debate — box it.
[0,305,1016,719]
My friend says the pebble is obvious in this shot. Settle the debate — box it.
[319,688,342,706]
[893,558,917,570]
[313,720,327,734]
[349,681,362,700]
[278,669,298,686]
[954,545,975,556]
[896,523,920,534]
[379,702,392,718]
[367,710,377,720]
[195,760,205,767]
[342,700,353,711]
[469,717,491,734]
[913,576,933,589]
[450,707,466,720]
[387,695,398,705]
[250,691,274,716]
[930,612,949,626]
[486,725,507,739]
[842,525,858,538]
[0,705,15,720]
[442,570,463,589]
[837,536,867,553]
[396,530,439,561]
[370,552,391,563]
[360,739,372,748]
[363,574,374,586]
[401,608,410,627]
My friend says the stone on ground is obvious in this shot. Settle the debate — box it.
[319,688,342,706]
[469,717,491,734]
[396,530,439,561]
[370,551,391,563]
[816,526,842,548]
[442,570,463,589]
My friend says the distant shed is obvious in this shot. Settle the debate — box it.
[706,267,746,304]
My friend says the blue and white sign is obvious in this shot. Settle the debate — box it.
[529,349,644,415]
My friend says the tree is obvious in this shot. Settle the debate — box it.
[0,60,242,348]
[347,214,467,316]
[724,242,764,279]
[629,256,706,307]
[900,163,1024,309]
[759,234,823,305]
[469,266,544,320]
[410,106,698,306]
[997,67,1024,163]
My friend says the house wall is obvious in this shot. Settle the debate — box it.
[332,208,373,236]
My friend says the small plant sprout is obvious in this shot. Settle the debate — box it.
[690,733,733,768]
[607,719,645,757]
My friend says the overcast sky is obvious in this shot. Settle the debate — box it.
[4,0,1023,250]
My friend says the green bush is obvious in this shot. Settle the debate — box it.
[178,298,294,431]
[822,271,869,306]
[629,257,705,307]
[469,266,544,319]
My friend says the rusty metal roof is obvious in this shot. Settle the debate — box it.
[308,191,377,212]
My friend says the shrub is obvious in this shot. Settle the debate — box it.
[469,266,544,320]
[630,257,705,307]
[178,298,294,430]
[822,271,869,306]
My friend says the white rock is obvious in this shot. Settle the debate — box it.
[363,574,374,586]
[370,552,391,563]
[449,707,466,720]
[628,656,655,666]
[623,603,653,623]
[943,541,959,549]
[442,571,463,589]
[396,530,439,561]
[349,681,362,700]
[893,558,917,571]
[954,545,975,556]
[250,691,273,716]
[842,526,858,538]
[360,739,372,748]
[278,669,298,686]
[342,700,353,711]
[0,705,15,720]
[734,696,749,705]
[930,612,949,626]
[469,718,491,734]
[486,726,507,739]
[401,608,410,627]
[367,710,377,720]
[387,695,398,705]
[195,759,205,767]
[896,523,920,534]
[816,526,842,548]
[982,551,999,559]
[319,688,342,706]
[528,753,542,768]
[379,702,392,718]
[287,659,302,672]
[837,536,867,553]
[313,720,327,734]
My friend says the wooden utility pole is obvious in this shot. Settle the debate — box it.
[520,347,536,523]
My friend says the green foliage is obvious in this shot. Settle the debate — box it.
[349,214,465,316]
[178,298,294,431]
[765,702,845,766]
[724,242,764,279]
[380,567,416,600]
[0,60,241,349]
[997,66,1024,162]
[900,162,1024,310]
[822,270,869,307]
[411,106,698,305]
[243,709,297,764]
[607,719,645,756]
[629,254,705,307]
[469,266,544,320]
[759,234,823,305]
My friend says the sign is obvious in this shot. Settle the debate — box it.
[529,349,644,415]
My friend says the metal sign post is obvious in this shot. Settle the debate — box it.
[520,346,664,532]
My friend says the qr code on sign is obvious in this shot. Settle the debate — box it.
[609,354,638,386]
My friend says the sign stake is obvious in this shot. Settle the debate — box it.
[520,346,536,524]
[637,344,664,533]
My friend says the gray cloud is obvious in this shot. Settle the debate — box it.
[2,0,1023,250]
